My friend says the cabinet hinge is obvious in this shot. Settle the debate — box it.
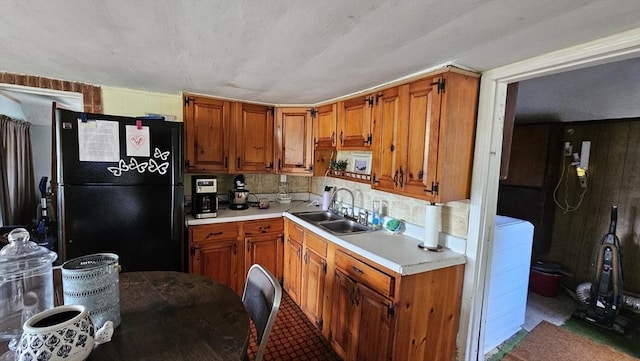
[365,96,374,107]
[387,303,395,318]
[431,78,445,94]
[309,108,317,118]
[322,260,327,274]
[366,133,373,145]
[269,107,275,116]
[317,318,324,331]
[424,181,439,195]
[184,97,191,106]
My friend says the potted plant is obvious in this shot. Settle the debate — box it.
[329,159,348,175]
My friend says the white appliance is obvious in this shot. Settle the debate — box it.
[483,215,534,352]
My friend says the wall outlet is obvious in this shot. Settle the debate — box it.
[563,142,572,156]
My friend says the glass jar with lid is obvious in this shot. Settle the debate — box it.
[0,228,57,359]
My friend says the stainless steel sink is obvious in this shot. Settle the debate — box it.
[294,211,342,223]
[317,219,371,235]
[293,211,372,235]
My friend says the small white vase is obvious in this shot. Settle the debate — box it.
[15,304,113,361]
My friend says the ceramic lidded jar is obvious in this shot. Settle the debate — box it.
[0,228,58,347]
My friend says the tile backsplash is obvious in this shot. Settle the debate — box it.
[184,173,469,240]
[311,176,470,240]
[185,173,311,196]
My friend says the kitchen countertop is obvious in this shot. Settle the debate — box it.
[185,200,305,225]
[185,200,466,276]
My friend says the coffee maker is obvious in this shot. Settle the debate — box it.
[192,176,218,218]
[229,174,249,210]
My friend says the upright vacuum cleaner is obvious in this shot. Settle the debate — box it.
[574,205,626,333]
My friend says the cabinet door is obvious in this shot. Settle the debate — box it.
[284,235,303,304]
[275,107,313,175]
[245,233,284,283]
[301,249,327,329]
[313,103,337,149]
[233,102,274,173]
[371,87,404,192]
[191,240,240,293]
[329,270,358,361]
[354,284,395,361]
[338,95,373,149]
[183,94,231,172]
[403,77,442,198]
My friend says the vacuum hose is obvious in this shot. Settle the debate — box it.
[576,282,640,313]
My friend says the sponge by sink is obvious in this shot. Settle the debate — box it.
[386,218,400,232]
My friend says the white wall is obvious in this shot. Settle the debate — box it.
[0,95,26,119]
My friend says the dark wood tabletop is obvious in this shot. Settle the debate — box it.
[89,271,249,361]
[0,271,249,360]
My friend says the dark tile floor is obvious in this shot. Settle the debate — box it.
[247,292,342,361]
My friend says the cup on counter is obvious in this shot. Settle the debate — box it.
[258,198,270,209]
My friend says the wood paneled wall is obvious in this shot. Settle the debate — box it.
[0,72,102,113]
[545,119,640,294]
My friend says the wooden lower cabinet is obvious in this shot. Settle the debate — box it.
[285,219,465,361]
[189,222,242,293]
[189,218,284,296]
[300,239,327,329]
[284,234,303,304]
[284,220,304,303]
[330,269,395,361]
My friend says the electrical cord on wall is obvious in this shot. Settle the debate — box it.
[553,152,589,214]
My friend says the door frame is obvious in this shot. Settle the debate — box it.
[462,28,640,360]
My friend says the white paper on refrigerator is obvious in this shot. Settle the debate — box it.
[125,125,150,157]
[77,119,120,162]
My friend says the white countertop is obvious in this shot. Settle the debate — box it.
[186,200,466,276]
[185,200,305,225]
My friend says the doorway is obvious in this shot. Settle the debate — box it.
[0,84,82,226]
[463,28,640,360]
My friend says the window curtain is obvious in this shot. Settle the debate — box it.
[0,114,37,226]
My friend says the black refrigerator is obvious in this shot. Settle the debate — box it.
[55,109,184,272]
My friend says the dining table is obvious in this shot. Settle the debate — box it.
[2,271,250,361]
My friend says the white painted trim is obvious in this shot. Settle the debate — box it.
[0,84,83,104]
[460,27,640,361]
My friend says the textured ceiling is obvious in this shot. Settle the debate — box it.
[1,0,639,104]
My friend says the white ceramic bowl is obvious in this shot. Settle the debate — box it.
[16,305,95,361]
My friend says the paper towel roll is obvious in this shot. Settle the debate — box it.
[423,204,441,248]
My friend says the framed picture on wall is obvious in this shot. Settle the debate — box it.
[350,152,372,174]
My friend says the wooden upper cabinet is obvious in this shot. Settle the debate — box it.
[428,71,479,202]
[371,86,404,191]
[232,102,274,173]
[403,78,442,198]
[337,95,374,150]
[275,107,313,175]
[313,103,337,149]
[371,69,479,203]
[183,94,231,172]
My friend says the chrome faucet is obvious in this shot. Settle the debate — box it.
[332,187,355,219]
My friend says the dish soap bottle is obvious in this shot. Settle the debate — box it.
[371,200,381,230]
